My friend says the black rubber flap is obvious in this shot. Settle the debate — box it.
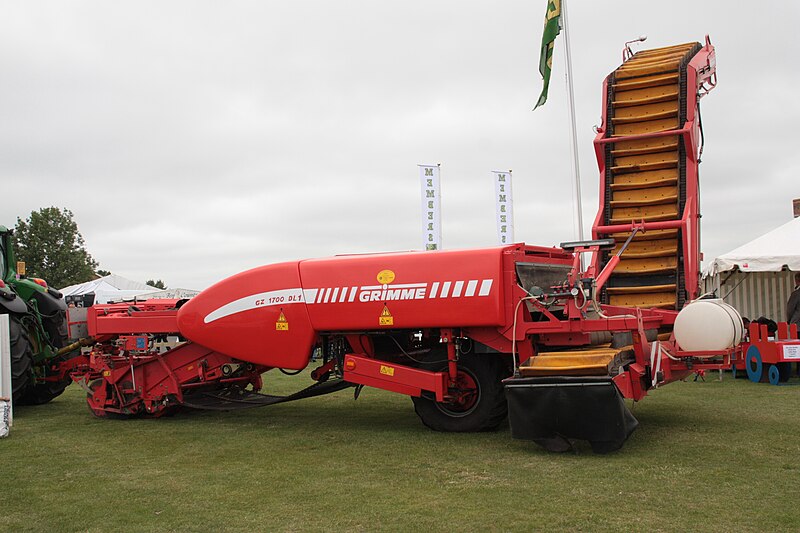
[504,375,638,454]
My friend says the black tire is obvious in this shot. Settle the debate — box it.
[19,311,76,405]
[21,376,73,405]
[778,362,792,383]
[8,316,34,403]
[412,352,510,432]
[590,440,623,455]
[41,309,68,349]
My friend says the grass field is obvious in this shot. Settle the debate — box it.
[2,372,799,532]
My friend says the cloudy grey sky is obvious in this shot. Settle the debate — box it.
[1,1,798,290]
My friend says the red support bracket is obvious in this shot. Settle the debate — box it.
[595,124,692,149]
[594,219,685,236]
[342,354,449,402]
[440,328,458,386]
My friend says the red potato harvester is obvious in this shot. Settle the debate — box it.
[66,37,794,453]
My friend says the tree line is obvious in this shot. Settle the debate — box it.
[9,207,166,290]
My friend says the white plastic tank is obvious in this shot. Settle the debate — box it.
[674,298,744,352]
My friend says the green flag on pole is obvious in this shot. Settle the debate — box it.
[534,0,562,109]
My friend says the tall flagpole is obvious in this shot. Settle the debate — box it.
[561,0,584,244]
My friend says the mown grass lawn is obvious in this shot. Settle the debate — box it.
[1,372,799,532]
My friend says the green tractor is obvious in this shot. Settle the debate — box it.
[0,225,74,404]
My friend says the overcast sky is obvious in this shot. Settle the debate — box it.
[1,1,798,290]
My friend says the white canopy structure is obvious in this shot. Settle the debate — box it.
[703,217,800,276]
[702,217,800,321]
[138,288,200,300]
[60,275,165,305]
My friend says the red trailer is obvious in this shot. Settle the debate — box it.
[736,321,800,385]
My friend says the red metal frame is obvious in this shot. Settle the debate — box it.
[82,342,265,416]
[70,300,268,417]
[590,39,718,302]
[87,300,181,336]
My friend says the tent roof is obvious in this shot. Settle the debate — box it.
[703,217,800,277]
[138,288,200,300]
[60,274,159,297]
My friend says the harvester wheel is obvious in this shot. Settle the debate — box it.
[412,352,509,432]
[86,379,130,420]
[8,317,34,403]
[86,380,107,418]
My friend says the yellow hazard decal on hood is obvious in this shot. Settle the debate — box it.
[276,311,289,331]
[379,304,393,326]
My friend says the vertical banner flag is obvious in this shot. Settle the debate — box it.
[493,171,514,245]
[419,164,442,250]
[534,0,562,109]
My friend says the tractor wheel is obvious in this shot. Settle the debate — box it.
[8,317,34,403]
[41,309,68,349]
[412,352,510,432]
[22,376,73,405]
[19,328,81,405]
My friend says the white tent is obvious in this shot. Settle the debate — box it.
[138,288,200,300]
[60,274,165,304]
[702,217,800,321]
[704,217,800,276]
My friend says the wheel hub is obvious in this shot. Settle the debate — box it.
[441,370,480,415]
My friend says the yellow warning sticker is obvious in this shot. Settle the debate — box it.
[379,365,395,377]
[379,304,394,326]
[376,269,395,284]
[276,311,289,331]
[102,370,111,377]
